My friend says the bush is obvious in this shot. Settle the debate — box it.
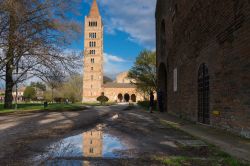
[97,94,109,105]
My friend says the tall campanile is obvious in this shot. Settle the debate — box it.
[83,0,104,102]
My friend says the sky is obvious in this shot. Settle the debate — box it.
[71,0,157,78]
[0,0,157,89]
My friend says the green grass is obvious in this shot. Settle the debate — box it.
[154,155,249,166]
[81,102,116,106]
[0,103,87,114]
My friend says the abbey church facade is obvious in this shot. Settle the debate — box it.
[82,0,143,103]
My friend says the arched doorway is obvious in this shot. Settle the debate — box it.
[118,93,123,102]
[124,93,130,102]
[131,94,136,102]
[158,63,167,112]
[198,63,210,124]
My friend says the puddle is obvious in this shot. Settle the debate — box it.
[35,124,130,165]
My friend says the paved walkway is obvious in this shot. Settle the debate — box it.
[149,111,250,162]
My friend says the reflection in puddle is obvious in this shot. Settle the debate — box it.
[37,124,128,165]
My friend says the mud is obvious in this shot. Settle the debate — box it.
[0,105,245,166]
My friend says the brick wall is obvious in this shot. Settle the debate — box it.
[156,0,250,138]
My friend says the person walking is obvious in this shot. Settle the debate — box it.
[149,91,154,113]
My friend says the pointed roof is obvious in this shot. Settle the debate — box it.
[89,0,100,17]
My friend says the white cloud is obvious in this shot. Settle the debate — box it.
[97,0,157,49]
[104,53,127,63]
[103,53,132,78]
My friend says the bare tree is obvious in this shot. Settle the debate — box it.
[0,0,82,108]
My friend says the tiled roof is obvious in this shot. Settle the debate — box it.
[103,83,136,89]
[89,0,100,17]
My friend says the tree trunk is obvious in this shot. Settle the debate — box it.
[4,49,14,109]
[4,65,14,109]
[4,12,16,109]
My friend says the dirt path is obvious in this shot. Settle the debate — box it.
[0,105,121,164]
[0,105,249,166]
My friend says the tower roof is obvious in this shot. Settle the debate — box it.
[89,0,100,17]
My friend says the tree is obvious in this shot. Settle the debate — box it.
[23,86,36,101]
[44,72,65,103]
[0,0,82,108]
[60,74,83,103]
[97,93,109,105]
[31,82,46,91]
[128,50,157,97]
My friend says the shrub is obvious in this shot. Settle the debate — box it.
[97,94,109,105]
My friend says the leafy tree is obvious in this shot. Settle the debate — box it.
[23,86,36,101]
[31,82,46,91]
[60,74,83,103]
[128,50,157,97]
[0,0,82,108]
[97,93,109,105]
[44,72,65,103]
[43,74,82,103]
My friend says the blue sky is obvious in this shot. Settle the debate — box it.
[70,0,157,78]
[0,0,157,89]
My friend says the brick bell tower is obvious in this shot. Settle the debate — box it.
[82,0,104,102]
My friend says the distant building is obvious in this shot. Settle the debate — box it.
[0,87,25,103]
[12,86,25,102]
[156,0,250,138]
[82,0,143,103]
[0,89,4,103]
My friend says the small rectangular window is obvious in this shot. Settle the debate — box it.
[89,148,94,153]
[91,58,94,63]
[173,68,178,92]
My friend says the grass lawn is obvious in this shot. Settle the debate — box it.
[153,147,250,166]
[81,102,116,106]
[0,103,87,114]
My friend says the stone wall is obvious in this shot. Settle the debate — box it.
[104,87,143,102]
[116,72,131,83]
[156,0,250,138]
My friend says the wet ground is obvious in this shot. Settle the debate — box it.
[0,105,249,166]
